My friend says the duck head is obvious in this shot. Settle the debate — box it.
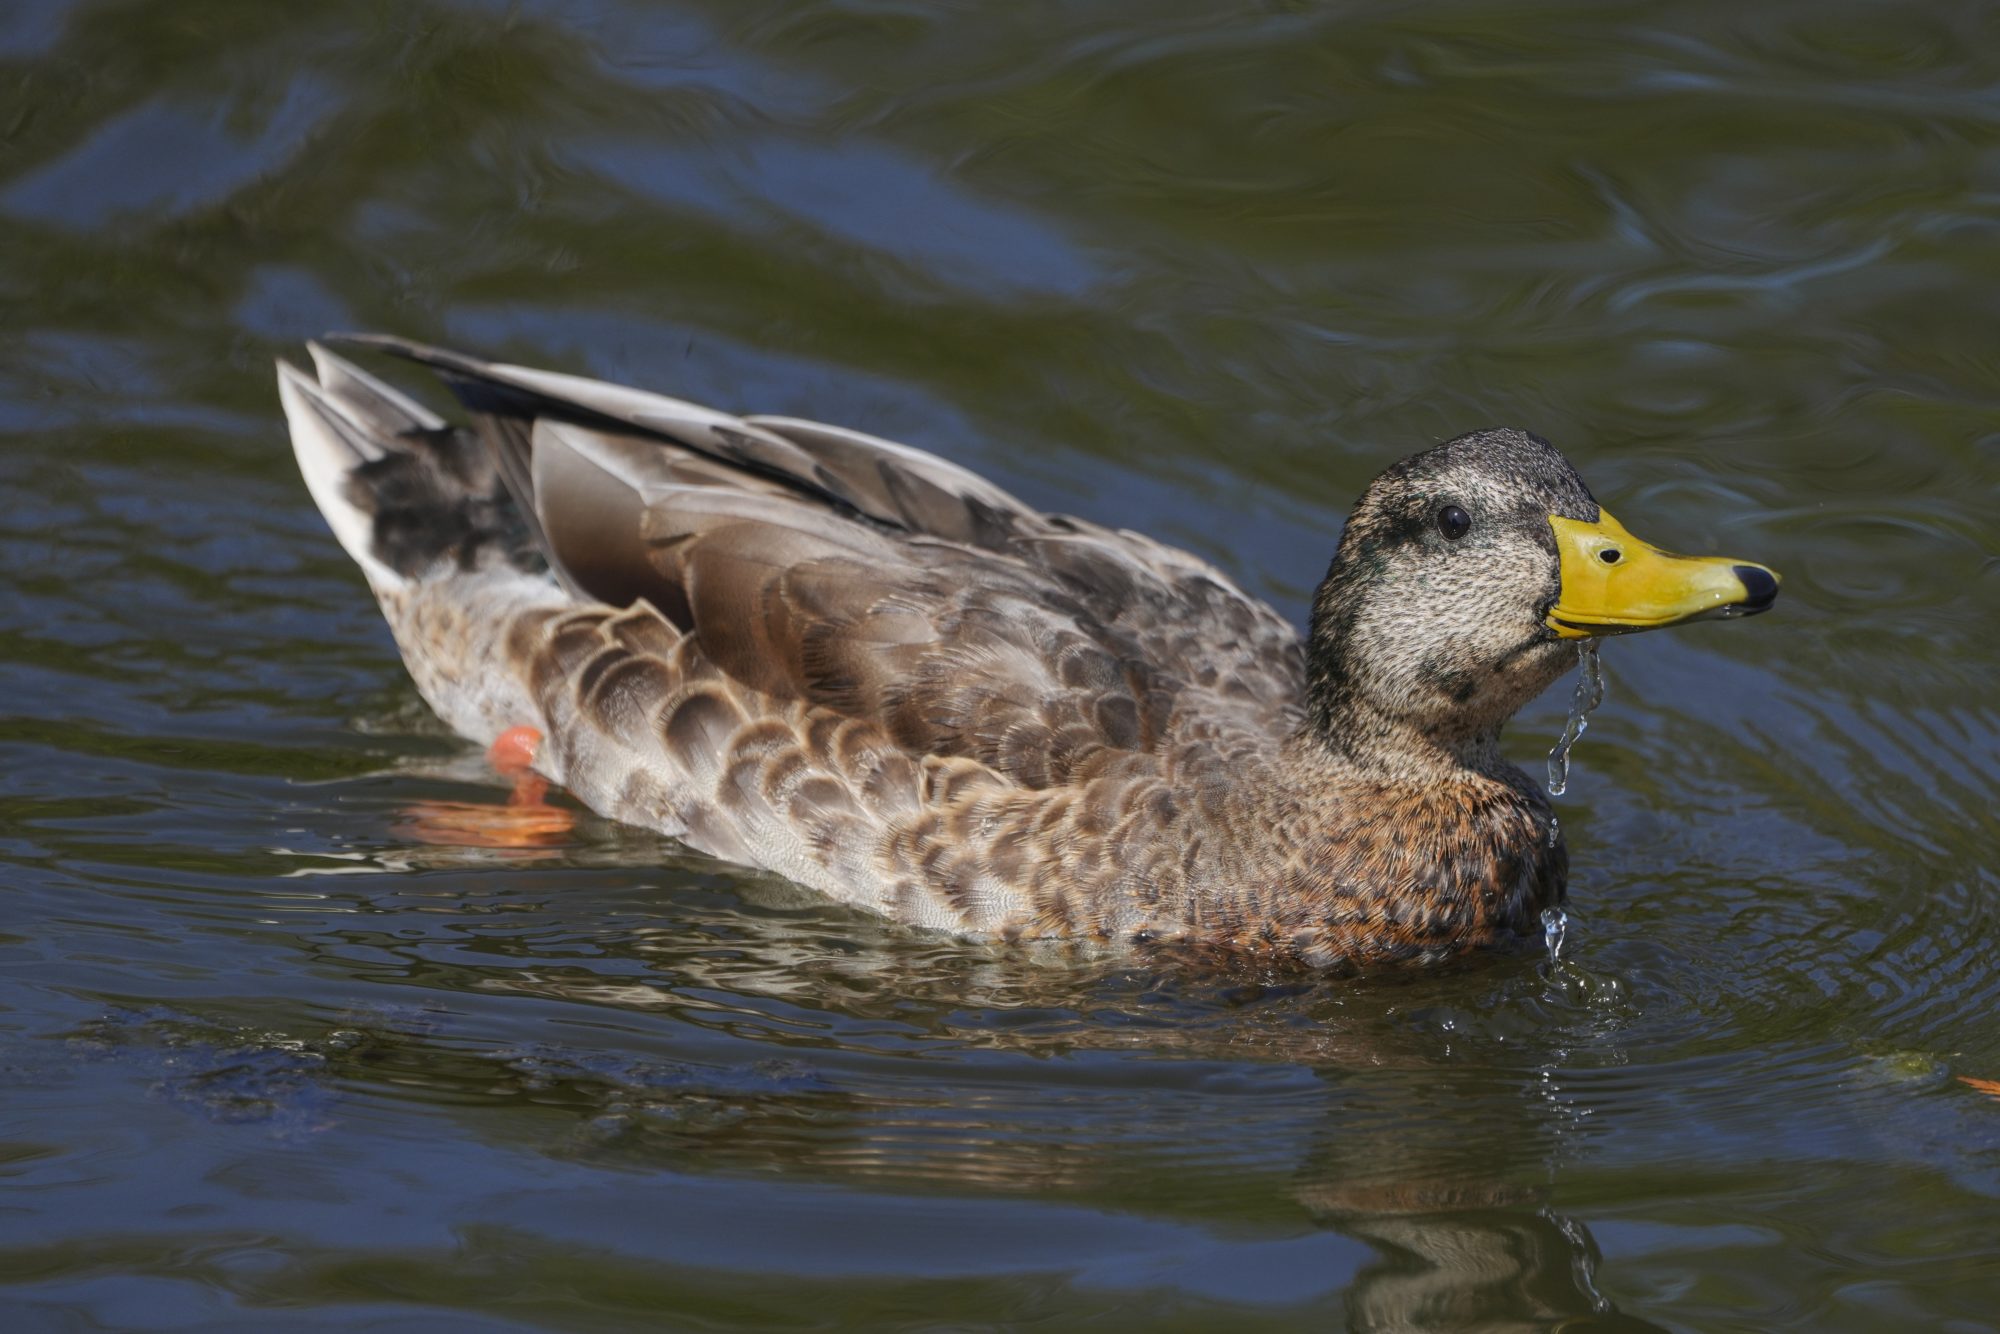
[1305,428,1778,772]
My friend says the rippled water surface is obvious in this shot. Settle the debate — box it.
[4,2,1999,1328]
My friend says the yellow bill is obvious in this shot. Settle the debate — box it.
[1546,511,1779,639]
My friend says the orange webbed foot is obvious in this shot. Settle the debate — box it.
[399,725,576,850]
[488,725,543,777]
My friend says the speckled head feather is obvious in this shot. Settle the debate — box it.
[278,341,1775,972]
[1306,429,1601,772]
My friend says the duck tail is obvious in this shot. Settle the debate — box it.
[275,341,537,591]
[278,342,568,749]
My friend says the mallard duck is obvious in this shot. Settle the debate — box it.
[277,336,1778,969]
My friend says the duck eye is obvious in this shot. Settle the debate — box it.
[1435,505,1471,541]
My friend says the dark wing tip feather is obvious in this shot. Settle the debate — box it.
[321,331,495,379]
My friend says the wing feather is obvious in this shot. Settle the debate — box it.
[330,335,1306,784]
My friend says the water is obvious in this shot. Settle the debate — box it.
[1541,906,1570,965]
[1547,642,1607,797]
[5,2,2000,1329]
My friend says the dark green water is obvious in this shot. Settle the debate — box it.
[4,2,1998,1329]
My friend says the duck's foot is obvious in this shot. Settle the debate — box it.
[488,725,544,777]
[398,726,576,850]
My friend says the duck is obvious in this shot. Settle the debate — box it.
[277,335,1779,970]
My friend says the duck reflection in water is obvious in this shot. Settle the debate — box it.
[293,843,1657,1329]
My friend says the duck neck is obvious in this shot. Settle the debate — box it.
[1301,573,1523,785]
[1291,694,1503,786]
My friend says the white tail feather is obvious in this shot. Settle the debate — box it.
[275,358,406,590]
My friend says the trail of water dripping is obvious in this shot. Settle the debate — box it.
[1541,905,1569,962]
[1546,642,1605,797]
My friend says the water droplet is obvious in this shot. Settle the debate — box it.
[1545,641,1606,796]
[1541,905,1569,962]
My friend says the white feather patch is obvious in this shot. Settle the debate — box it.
[276,359,406,590]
